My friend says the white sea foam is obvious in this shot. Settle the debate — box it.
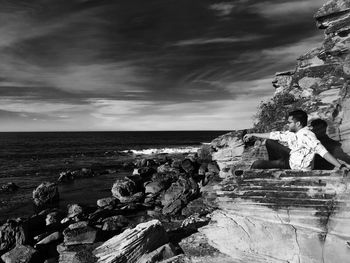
[122,146,200,155]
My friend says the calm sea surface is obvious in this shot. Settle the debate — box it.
[0,131,227,220]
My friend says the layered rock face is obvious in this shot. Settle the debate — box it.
[270,0,350,152]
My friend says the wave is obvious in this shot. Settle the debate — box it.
[122,146,200,155]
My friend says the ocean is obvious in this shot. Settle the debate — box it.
[0,131,227,221]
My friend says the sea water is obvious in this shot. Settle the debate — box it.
[0,131,227,221]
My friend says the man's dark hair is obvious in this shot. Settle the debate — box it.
[289,109,308,127]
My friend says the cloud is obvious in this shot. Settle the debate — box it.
[253,0,326,17]
[173,35,265,46]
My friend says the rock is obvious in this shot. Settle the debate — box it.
[197,145,213,162]
[137,243,177,263]
[132,167,157,181]
[93,219,169,263]
[35,231,62,247]
[32,182,59,207]
[63,223,97,245]
[46,211,63,226]
[96,197,118,208]
[88,207,114,223]
[1,245,38,263]
[144,181,164,195]
[180,159,196,175]
[157,164,177,174]
[0,220,28,254]
[57,243,99,263]
[207,162,220,174]
[67,204,84,219]
[0,182,19,193]
[198,163,208,176]
[126,174,145,192]
[161,176,199,216]
[111,179,137,201]
[57,170,75,182]
[101,215,129,231]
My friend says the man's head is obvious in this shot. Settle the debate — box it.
[287,109,308,132]
[310,119,327,137]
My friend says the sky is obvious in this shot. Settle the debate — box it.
[0,0,327,131]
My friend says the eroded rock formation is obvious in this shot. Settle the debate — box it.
[270,0,350,152]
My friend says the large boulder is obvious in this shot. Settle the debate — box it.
[161,176,199,216]
[0,220,29,254]
[93,219,169,263]
[1,245,38,263]
[32,182,59,207]
[111,179,136,200]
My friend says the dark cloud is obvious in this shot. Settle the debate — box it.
[0,0,326,130]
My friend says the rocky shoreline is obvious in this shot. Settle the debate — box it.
[0,145,221,263]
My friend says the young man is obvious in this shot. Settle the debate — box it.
[243,110,348,171]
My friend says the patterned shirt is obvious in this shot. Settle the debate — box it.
[270,127,328,171]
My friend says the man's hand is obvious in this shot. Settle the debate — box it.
[243,134,253,142]
[337,164,349,175]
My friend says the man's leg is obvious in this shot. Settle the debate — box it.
[251,139,291,169]
[251,159,290,169]
[265,139,290,160]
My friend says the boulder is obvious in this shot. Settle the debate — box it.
[157,164,177,174]
[0,220,28,254]
[67,204,84,219]
[144,181,165,195]
[1,245,38,263]
[63,222,97,245]
[32,182,59,207]
[102,215,129,231]
[161,176,199,216]
[111,179,137,201]
[57,243,99,263]
[137,243,178,263]
[96,197,118,208]
[93,219,169,263]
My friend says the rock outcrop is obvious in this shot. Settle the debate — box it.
[265,0,350,153]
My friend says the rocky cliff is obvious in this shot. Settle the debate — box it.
[269,0,350,153]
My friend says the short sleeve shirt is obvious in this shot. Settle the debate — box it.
[270,127,328,170]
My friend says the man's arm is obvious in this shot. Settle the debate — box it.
[322,152,348,171]
[243,133,271,142]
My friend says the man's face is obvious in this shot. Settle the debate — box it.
[287,116,298,132]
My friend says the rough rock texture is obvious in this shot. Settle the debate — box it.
[1,245,38,263]
[63,222,97,245]
[0,220,28,254]
[183,169,350,262]
[93,219,169,263]
[263,0,350,153]
[32,182,59,207]
[161,176,199,216]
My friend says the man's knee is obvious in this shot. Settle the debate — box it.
[251,160,266,169]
